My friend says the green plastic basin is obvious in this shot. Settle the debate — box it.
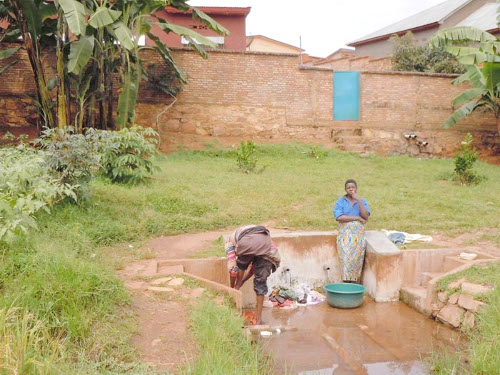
[323,283,366,309]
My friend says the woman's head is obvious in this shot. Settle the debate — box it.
[344,179,357,195]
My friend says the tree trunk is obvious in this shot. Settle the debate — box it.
[106,47,115,129]
[56,8,67,129]
[10,0,55,128]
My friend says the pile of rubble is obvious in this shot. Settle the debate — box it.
[432,277,494,330]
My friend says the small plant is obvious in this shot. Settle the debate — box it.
[307,145,328,159]
[453,133,485,185]
[98,126,160,184]
[236,140,265,174]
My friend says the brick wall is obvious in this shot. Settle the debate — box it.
[0,46,498,156]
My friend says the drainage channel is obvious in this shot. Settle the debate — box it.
[253,298,462,375]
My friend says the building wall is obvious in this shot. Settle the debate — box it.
[148,10,247,51]
[247,37,301,54]
[352,0,495,58]
[0,46,498,157]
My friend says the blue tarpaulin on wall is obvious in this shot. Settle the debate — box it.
[333,71,360,121]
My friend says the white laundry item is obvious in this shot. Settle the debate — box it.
[381,229,432,244]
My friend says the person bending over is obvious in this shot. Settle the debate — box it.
[225,225,280,325]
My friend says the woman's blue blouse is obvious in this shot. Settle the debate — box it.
[333,196,370,219]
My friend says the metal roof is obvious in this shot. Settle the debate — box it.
[456,3,499,30]
[349,0,473,45]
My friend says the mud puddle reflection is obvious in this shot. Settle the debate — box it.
[257,298,462,374]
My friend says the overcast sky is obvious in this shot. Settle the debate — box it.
[189,0,448,57]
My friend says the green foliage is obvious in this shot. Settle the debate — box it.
[98,126,160,184]
[307,145,328,159]
[236,140,265,174]
[453,133,485,185]
[390,32,466,74]
[35,126,101,198]
[0,145,77,242]
[429,25,500,130]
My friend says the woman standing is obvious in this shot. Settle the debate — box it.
[334,179,370,283]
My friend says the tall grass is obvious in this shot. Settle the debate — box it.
[182,296,272,375]
[0,306,65,375]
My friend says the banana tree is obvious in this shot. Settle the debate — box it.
[430,20,500,133]
[1,0,57,128]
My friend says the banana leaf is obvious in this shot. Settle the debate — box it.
[146,32,186,82]
[57,0,87,36]
[482,62,500,91]
[67,35,94,74]
[155,22,217,49]
[107,21,134,50]
[88,6,121,28]
[430,26,496,48]
[451,88,484,106]
[443,100,480,129]
[0,46,20,60]
[191,7,230,35]
[116,68,140,127]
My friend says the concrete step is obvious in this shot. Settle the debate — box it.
[443,255,465,272]
[332,135,366,145]
[400,286,428,315]
[421,271,444,287]
[335,144,368,153]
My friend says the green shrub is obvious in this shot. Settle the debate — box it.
[98,126,160,184]
[0,146,77,242]
[35,126,101,198]
[307,145,328,159]
[236,140,265,173]
[453,133,484,185]
[390,32,465,74]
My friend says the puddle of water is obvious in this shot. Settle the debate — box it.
[258,298,462,375]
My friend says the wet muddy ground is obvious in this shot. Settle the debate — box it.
[257,298,462,375]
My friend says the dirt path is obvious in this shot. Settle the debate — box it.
[117,227,498,373]
[115,230,222,374]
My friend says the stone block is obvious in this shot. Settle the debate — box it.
[458,294,484,312]
[150,277,173,285]
[461,282,493,295]
[448,277,467,290]
[463,311,475,330]
[168,277,185,286]
[437,304,464,328]
[147,286,174,293]
[212,126,225,136]
[448,293,459,305]
[437,292,448,303]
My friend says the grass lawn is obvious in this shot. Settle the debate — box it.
[1,143,499,373]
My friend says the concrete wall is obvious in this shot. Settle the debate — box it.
[362,231,402,302]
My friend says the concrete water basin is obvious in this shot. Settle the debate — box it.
[157,230,491,374]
